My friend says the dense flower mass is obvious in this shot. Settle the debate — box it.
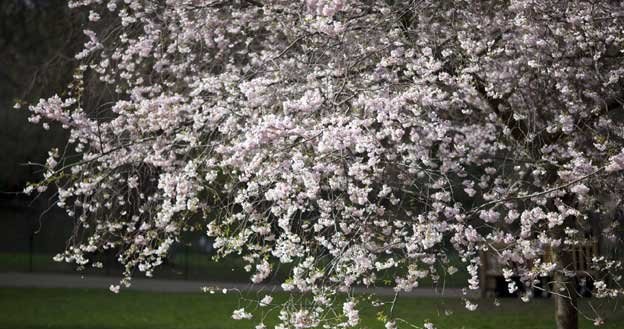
[23,0,624,327]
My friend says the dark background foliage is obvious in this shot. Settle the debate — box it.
[0,0,84,192]
[0,0,80,254]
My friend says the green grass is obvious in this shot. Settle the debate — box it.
[0,252,71,272]
[0,287,623,329]
[0,251,470,288]
[0,251,253,281]
[0,252,288,282]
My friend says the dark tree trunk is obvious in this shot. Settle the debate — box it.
[554,249,578,329]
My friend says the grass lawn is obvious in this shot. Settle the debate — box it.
[0,251,270,282]
[0,287,623,329]
[0,252,72,273]
[0,251,470,287]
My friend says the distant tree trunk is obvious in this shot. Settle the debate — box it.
[554,249,578,329]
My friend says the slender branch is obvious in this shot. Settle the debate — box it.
[468,167,606,216]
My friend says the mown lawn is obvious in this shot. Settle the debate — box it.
[0,251,470,287]
[0,287,622,329]
[0,252,272,283]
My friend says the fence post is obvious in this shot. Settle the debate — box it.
[184,244,189,280]
[28,231,34,272]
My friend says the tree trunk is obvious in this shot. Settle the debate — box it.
[554,249,578,329]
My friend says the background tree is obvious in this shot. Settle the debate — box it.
[22,1,624,328]
[0,0,85,257]
[0,0,82,192]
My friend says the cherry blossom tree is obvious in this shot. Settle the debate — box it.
[21,1,624,328]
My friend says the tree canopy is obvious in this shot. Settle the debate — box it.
[22,1,624,328]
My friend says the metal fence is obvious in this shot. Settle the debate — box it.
[0,197,258,283]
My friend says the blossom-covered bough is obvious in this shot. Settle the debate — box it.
[22,1,624,328]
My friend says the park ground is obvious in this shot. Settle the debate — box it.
[1,252,623,328]
[1,286,623,329]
